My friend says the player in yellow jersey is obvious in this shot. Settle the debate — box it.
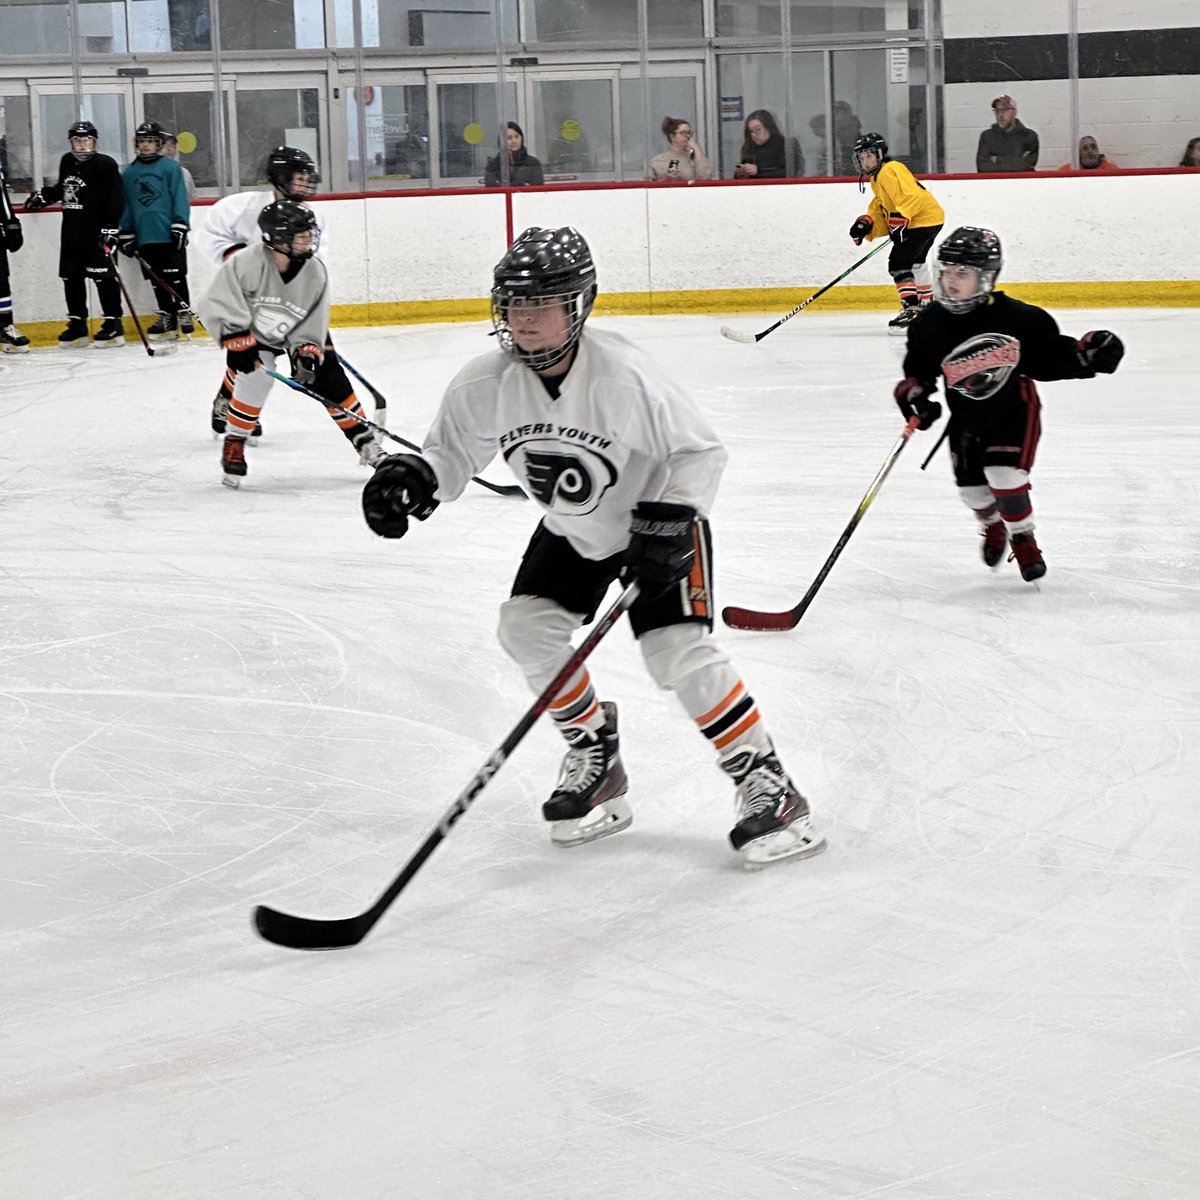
[847,132,945,333]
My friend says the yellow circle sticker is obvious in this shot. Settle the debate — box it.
[176,131,197,154]
[561,119,581,142]
[463,122,484,146]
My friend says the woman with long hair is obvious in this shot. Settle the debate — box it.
[733,109,803,179]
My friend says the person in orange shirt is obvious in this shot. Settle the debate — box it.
[1058,135,1120,172]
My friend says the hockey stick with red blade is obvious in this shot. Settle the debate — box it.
[722,415,920,631]
[720,240,889,344]
[254,581,640,950]
[265,368,526,498]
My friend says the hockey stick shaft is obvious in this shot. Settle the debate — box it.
[103,248,155,357]
[133,250,198,321]
[919,420,950,470]
[721,240,890,344]
[722,415,920,632]
[254,580,641,949]
[263,367,525,498]
[337,354,387,424]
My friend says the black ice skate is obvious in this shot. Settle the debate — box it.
[722,745,826,867]
[178,310,195,337]
[58,318,90,348]
[0,323,31,353]
[887,305,920,336]
[93,318,125,347]
[981,520,1007,568]
[542,700,631,847]
[147,311,179,341]
[1009,532,1046,582]
[221,435,247,487]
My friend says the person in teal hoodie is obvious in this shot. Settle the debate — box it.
[118,121,192,338]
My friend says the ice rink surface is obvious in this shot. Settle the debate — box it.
[2,308,1197,1199]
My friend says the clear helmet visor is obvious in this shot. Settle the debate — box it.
[934,262,997,313]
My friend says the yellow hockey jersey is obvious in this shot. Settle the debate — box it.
[861,160,944,239]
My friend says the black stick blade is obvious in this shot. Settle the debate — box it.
[721,605,800,632]
[254,904,371,950]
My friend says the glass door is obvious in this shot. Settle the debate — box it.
[30,83,132,190]
[524,68,617,184]
[133,78,233,195]
[428,71,519,189]
[618,65,706,181]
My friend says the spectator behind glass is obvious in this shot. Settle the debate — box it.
[1180,138,1200,167]
[809,100,862,176]
[161,132,197,200]
[976,95,1039,172]
[1058,135,1120,172]
[648,117,714,182]
[485,122,544,187]
[733,109,804,180]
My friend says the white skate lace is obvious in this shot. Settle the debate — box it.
[737,764,786,820]
[556,737,604,794]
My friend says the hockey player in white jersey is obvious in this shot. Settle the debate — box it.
[362,226,825,866]
[195,146,342,439]
[197,200,383,486]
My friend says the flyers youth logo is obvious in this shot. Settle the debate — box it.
[506,441,618,514]
[942,333,1020,400]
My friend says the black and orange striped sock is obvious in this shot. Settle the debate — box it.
[548,669,605,739]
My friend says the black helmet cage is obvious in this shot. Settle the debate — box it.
[266,146,320,199]
[491,227,598,371]
[852,132,888,175]
[258,200,320,260]
[934,226,1004,313]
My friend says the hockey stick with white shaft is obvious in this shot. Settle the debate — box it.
[720,240,890,344]
[722,415,920,632]
[337,354,388,428]
[254,580,641,950]
[263,367,526,499]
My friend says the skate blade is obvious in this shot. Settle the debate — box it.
[93,339,125,349]
[551,796,632,848]
[221,474,242,489]
[740,823,827,869]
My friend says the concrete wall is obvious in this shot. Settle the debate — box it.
[7,172,1199,335]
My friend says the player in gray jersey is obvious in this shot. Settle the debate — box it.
[195,146,337,440]
[197,200,383,487]
[361,226,827,867]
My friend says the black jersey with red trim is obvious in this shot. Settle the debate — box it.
[903,292,1096,428]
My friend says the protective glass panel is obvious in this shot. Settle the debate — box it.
[531,78,614,181]
[620,74,704,181]
[0,0,71,54]
[832,46,931,174]
[717,0,926,38]
[527,0,700,43]
[234,88,321,187]
[38,93,127,186]
[220,0,324,51]
[434,82,519,184]
[0,95,35,194]
[347,85,431,187]
[142,90,227,191]
[332,0,517,49]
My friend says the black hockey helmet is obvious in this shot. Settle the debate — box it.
[258,200,320,260]
[135,120,167,146]
[265,146,319,200]
[852,131,888,175]
[491,226,597,371]
[934,226,1003,313]
[67,119,98,141]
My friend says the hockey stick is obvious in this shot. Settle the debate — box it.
[335,354,387,427]
[103,247,169,357]
[133,250,201,331]
[720,240,890,344]
[264,367,526,499]
[919,419,950,470]
[722,415,920,632]
[254,579,641,950]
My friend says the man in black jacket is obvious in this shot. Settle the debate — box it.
[25,120,127,347]
[975,96,1039,173]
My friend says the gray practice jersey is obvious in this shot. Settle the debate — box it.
[422,326,729,561]
[192,189,329,265]
[198,243,330,351]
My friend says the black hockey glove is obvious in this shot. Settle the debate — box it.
[98,228,120,253]
[290,342,322,387]
[894,377,942,430]
[24,190,47,211]
[1,219,21,253]
[624,501,698,591]
[222,330,260,375]
[1077,330,1124,375]
[170,222,189,251]
[118,231,137,258]
[849,215,872,245]
[362,454,440,539]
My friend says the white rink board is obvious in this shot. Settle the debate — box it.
[8,173,1198,323]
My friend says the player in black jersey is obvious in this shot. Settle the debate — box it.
[893,226,1124,581]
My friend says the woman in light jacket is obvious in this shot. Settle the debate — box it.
[648,117,714,182]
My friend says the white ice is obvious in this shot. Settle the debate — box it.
[2,310,1197,1199]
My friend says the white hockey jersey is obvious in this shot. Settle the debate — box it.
[422,327,729,561]
[197,243,330,351]
[192,189,328,265]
